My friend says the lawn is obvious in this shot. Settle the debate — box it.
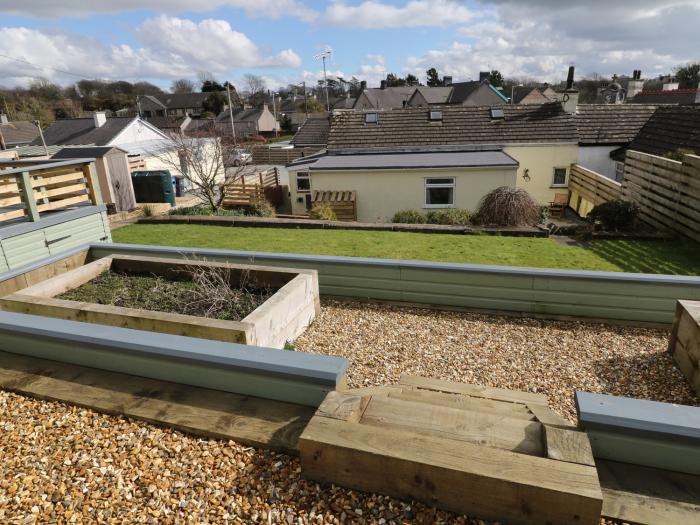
[112,224,700,275]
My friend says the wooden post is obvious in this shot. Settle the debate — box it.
[82,162,103,205]
[18,171,40,222]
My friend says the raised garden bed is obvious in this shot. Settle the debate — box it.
[0,254,320,348]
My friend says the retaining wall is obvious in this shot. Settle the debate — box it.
[92,243,700,324]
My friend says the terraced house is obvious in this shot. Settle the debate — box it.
[287,103,577,222]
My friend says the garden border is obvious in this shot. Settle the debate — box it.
[92,242,700,324]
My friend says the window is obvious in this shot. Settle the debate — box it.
[429,110,443,121]
[425,177,455,207]
[614,161,625,182]
[296,172,311,193]
[489,107,505,119]
[364,112,378,124]
[552,167,568,187]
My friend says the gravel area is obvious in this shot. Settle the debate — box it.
[296,300,698,421]
[1,299,697,524]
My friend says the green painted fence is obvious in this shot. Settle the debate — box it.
[91,243,700,324]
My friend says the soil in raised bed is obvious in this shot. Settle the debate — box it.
[57,270,276,321]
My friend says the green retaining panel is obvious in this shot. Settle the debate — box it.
[91,243,700,324]
[0,311,348,407]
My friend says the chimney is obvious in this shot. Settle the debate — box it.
[93,111,107,128]
[479,71,489,82]
[360,80,367,91]
[0,114,8,125]
[626,69,644,99]
[443,76,453,86]
[565,66,575,90]
[380,80,387,90]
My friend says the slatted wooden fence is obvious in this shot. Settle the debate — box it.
[0,160,101,223]
[251,147,320,166]
[312,190,357,221]
[222,167,279,207]
[127,154,147,172]
[569,164,622,214]
[622,151,700,243]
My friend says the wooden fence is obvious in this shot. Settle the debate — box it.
[568,164,622,218]
[251,147,320,166]
[622,151,700,243]
[0,159,102,224]
[222,167,279,207]
[312,190,357,221]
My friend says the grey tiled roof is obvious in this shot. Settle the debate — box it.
[30,117,135,146]
[216,108,263,123]
[328,103,577,150]
[355,87,416,109]
[0,121,40,146]
[51,146,127,159]
[630,89,699,105]
[152,93,210,109]
[412,86,453,104]
[309,150,518,170]
[291,116,330,146]
[626,105,700,156]
[575,104,658,145]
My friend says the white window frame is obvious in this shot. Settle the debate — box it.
[424,176,455,208]
[551,167,568,188]
[296,172,311,193]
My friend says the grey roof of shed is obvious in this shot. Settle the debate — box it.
[51,146,128,159]
[328,103,576,150]
[291,115,330,146]
[308,150,518,171]
[31,117,134,146]
[0,120,40,146]
[575,104,658,145]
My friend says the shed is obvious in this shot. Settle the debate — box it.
[52,147,136,212]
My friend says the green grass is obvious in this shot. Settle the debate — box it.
[112,224,700,275]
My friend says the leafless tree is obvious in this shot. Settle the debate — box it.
[150,129,253,211]
[171,78,195,94]
[243,74,266,96]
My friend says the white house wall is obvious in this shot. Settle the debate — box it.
[577,146,619,180]
[290,167,517,222]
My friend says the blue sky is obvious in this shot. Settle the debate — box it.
[1,1,697,91]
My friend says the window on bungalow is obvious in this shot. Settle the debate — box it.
[296,172,311,193]
[552,167,568,187]
[425,177,455,207]
[365,112,378,124]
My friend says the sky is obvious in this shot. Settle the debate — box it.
[1,0,698,91]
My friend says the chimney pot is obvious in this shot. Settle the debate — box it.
[380,80,387,90]
[566,66,575,90]
[360,80,367,91]
[444,75,453,86]
[93,111,107,128]
[479,71,489,82]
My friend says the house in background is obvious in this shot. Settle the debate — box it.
[31,112,175,172]
[215,105,279,137]
[446,78,510,106]
[0,115,40,150]
[406,86,453,107]
[575,104,657,181]
[290,115,330,148]
[511,86,559,105]
[138,93,210,118]
[629,86,700,105]
[287,103,577,221]
[144,115,192,135]
[353,86,416,110]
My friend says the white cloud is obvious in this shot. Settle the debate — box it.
[0,16,303,87]
[0,0,317,21]
[407,1,700,82]
[323,0,478,28]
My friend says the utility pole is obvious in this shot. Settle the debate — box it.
[314,47,333,112]
[303,81,308,117]
[272,92,279,138]
[226,83,237,146]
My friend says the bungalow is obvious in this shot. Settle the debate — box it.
[215,105,279,137]
[0,115,40,149]
[31,112,176,172]
[138,93,210,118]
[575,104,657,181]
[287,103,577,221]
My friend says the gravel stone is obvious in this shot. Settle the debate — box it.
[1,299,697,524]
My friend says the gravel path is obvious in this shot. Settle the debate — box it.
[1,299,697,524]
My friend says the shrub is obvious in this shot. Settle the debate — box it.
[538,205,551,224]
[392,209,426,224]
[309,203,337,221]
[141,204,155,217]
[248,199,276,218]
[587,200,639,231]
[170,205,243,217]
[474,187,540,226]
[425,208,472,225]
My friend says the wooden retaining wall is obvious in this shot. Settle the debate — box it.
[91,244,700,324]
[569,164,623,218]
[622,151,700,243]
[668,300,700,395]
